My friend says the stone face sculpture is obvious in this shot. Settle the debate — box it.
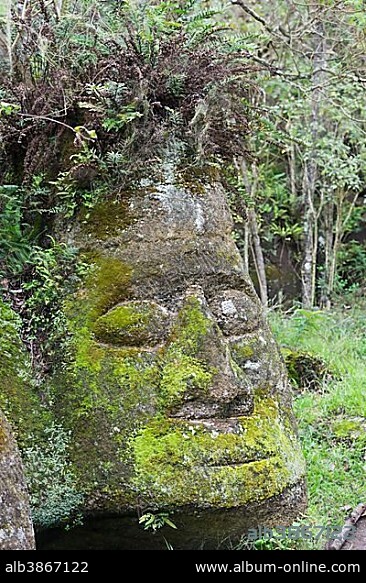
[54,166,306,546]
[0,410,35,550]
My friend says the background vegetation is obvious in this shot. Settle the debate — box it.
[1,0,366,547]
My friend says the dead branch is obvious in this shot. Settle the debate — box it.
[326,503,366,551]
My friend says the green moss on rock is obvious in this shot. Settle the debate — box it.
[160,356,212,409]
[55,284,305,513]
[92,302,169,346]
[132,398,305,508]
[65,254,133,324]
[80,199,134,240]
[158,296,215,409]
[55,295,221,498]
[0,300,51,448]
[233,344,255,359]
[54,323,160,499]
[281,348,332,391]
[169,296,212,352]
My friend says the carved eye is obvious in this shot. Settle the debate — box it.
[209,290,262,336]
[92,301,170,347]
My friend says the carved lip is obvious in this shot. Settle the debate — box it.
[167,416,274,467]
[180,416,246,431]
[201,457,272,469]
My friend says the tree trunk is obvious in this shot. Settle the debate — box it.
[0,0,13,73]
[248,206,268,306]
[321,186,359,306]
[242,222,249,273]
[301,19,327,308]
[288,136,297,211]
[321,198,334,309]
[301,160,316,308]
[237,157,268,307]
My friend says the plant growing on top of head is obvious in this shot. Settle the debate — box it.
[0,0,258,192]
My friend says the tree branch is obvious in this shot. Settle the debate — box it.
[231,0,290,39]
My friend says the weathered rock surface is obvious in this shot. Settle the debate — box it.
[51,165,307,547]
[0,410,35,550]
[0,163,306,548]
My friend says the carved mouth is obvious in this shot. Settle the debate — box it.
[180,416,246,433]
[170,396,254,422]
[168,417,275,468]
[201,457,272,469]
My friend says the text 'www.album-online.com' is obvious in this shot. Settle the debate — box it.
[195,561,360,574]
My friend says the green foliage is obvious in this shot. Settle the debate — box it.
[22,240,87,367]
[230,0,366,305]
[0,296,57,457]
[336,240,366,292]
[23,422,83,529]
[291,309,329,336]
[271,308,330,346]
[0,172,89,371]
[24,241,77,306]
[270,303,366,547]
[0,0,256,197]
[0,101,20,116]
[252,529,296,551]
[257,165,303,242]
[0,185,34,277]
[102,104,144,133]
[139,512,177,533]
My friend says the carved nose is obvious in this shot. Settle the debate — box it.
[168,288,254,420]
[207,343,253,418]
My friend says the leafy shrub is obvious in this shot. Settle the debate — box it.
[139,512,177,533]
[0,1,258,369]
[0,0,256,192]
[23,423,83,530]
[0,185,34,277]
[336,240,366,291]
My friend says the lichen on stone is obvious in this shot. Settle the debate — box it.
[0,411,35,550]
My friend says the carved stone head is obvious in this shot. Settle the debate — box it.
[57,168,306,546]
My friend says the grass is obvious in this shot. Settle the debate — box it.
[267,302,366,549]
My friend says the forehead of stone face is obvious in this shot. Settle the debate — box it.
[74,176,264,350]
[71,181,246,301]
